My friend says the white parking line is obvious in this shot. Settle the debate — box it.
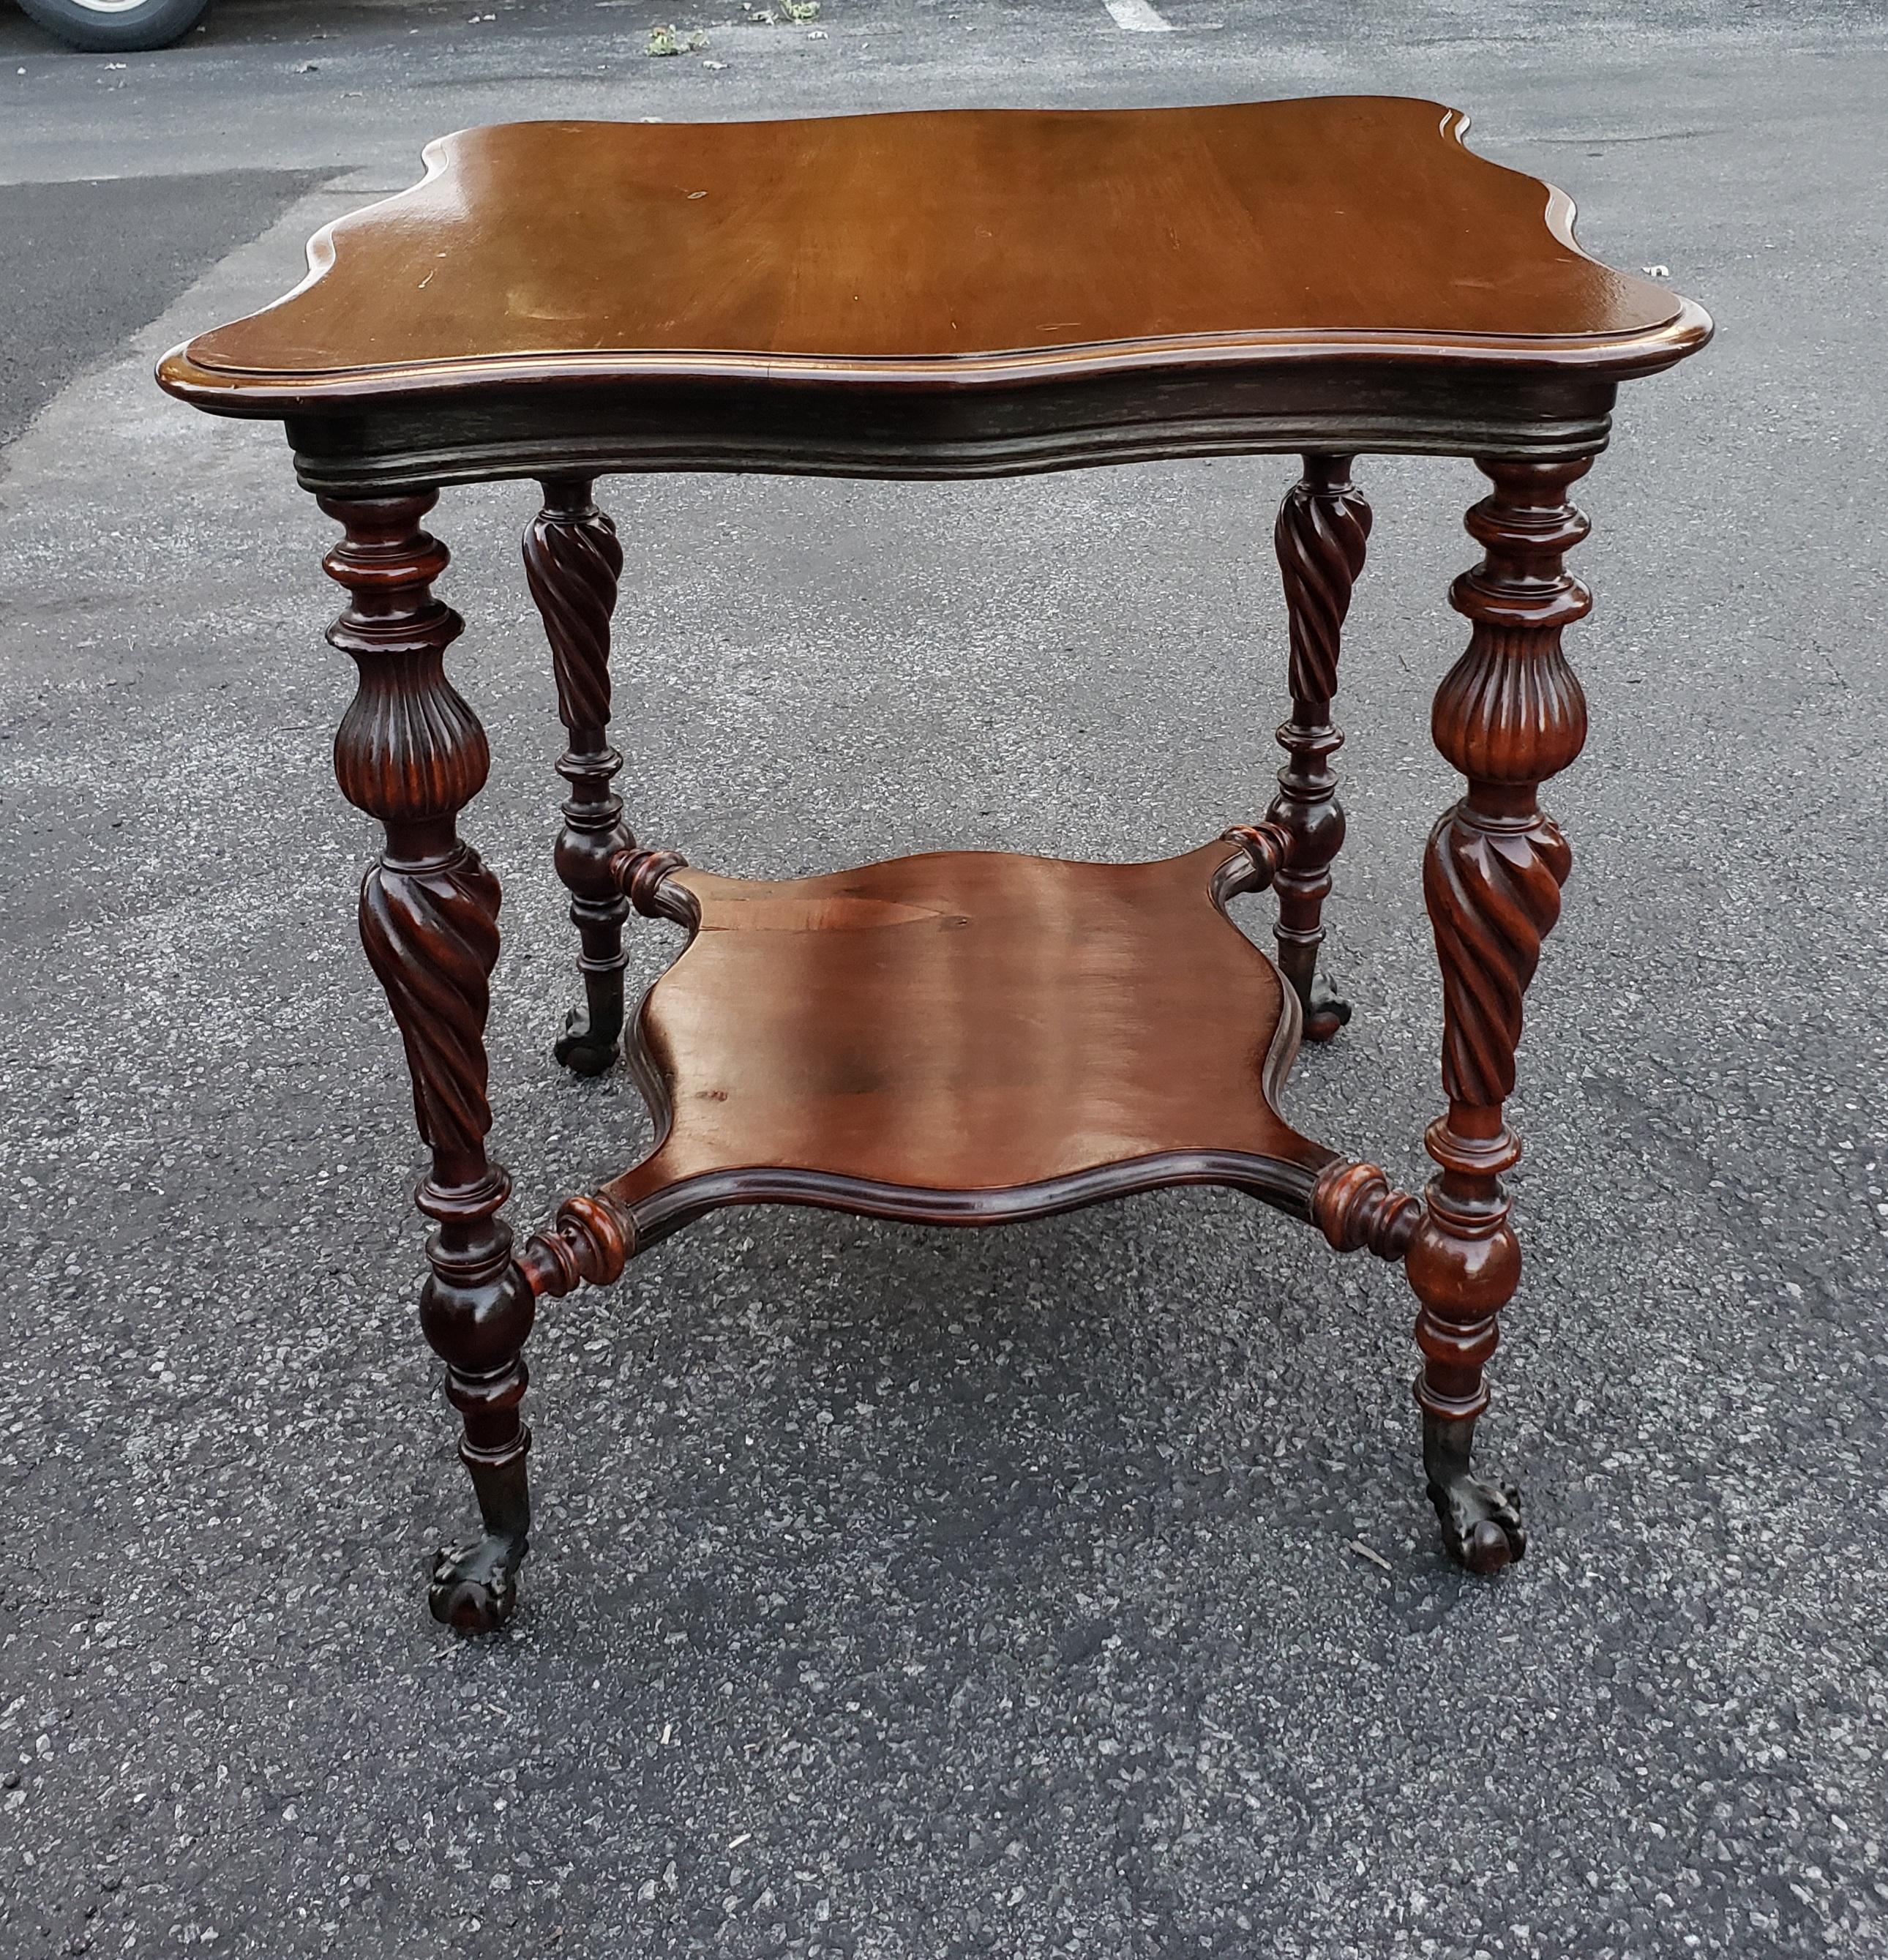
[1104,0,1174,29]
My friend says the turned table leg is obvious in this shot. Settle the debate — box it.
[323,491,536,1633]
[1406,457,1592,1573]
[1267,453,1371,1041]
[524,476,631,1075]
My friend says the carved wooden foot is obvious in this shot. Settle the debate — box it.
[1267,453,1371,1041]
[323,490,536,1633]
[1423,1413,1526,1572]
[1406,455,1592,1573]
[430,1448,530,1631]
[525,475,630,1074]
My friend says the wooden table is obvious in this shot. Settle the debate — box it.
[158,98,1709,1632]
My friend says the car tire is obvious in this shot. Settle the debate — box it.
[18,0,210,52]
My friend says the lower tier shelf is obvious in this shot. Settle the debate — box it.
[598,839,1340,1240]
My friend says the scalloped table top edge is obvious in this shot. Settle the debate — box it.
[157,98,1711,416]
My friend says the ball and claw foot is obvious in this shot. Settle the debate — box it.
[552,1004,618,1077]
[429,1536,523,1634]
[1423,1414,1526,1574]
[1300,971,1352,1044]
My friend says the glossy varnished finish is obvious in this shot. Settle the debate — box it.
[1405,456,1594,1573]
[149,100,1715,1613]
[522,476,634,1076]
[321,493,535,1633]
[154,100,1709,488]
[614,842,1331,1224]
[513,834,1425,1301]
[169,102,1693,387]
[1267,453,1371,1041]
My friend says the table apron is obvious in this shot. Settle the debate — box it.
[282,365,1618,493]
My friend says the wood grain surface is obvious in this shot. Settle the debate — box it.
[160,98,1707,411]
[599,842,1332,1214]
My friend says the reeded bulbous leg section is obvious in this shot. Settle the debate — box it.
[525,475,631,1075]
[1267,453,1371,1041]
[1406,455,1592,1572]
[323,490,536,1633]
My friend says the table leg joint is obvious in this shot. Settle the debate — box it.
[1311,1159,1421,1261]
[517,1192,639,1299]
[609,844,700,927]
[1215,820,1294,899]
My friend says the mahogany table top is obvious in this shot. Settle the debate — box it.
[159,97,1707,416]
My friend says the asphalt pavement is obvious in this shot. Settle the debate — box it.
[2,4,1886,1957]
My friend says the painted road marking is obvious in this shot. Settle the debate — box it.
[1104,0,1174,29]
